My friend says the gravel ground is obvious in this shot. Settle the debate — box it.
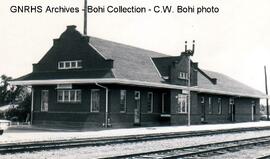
[207,144,270,159]
[2,130,270,159]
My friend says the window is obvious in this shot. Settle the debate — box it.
[65,62,70,68]
[59,62,64,68]
[134,91,140,100]
[120,90,127,113]
[70,91,75,102]
[229,98,234,114]
[201,97,205,104]
[58,60,82,69]
[176,94,187,113]
[76,90,81,102]
[41,90,49,112]
[57,90,81,103]
[64,90,69,101]
[147,92,153,113]
[71,61,76,67]
[178,72,189,80]
[218,98,222,114]
[91,89,100,112]
[77,61,82,67]
[162,93,166,113]
[252,101,256,115]
[208,97,212,114]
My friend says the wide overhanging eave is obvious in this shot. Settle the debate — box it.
[9,78,268,99]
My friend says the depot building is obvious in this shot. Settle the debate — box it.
[11,25,267,128]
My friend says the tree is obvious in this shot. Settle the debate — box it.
[0,74,29,105]
[0,74,31,121]
[0,75,12,105]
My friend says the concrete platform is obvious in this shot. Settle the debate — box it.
[1,121,270,144]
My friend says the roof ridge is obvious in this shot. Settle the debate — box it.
[89,36,170,57]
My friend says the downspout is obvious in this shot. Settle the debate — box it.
[95,83,109,128]
[30,86,34,125]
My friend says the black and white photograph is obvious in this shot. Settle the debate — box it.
[1,0,270,158]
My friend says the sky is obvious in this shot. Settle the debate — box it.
[1,0,270,96]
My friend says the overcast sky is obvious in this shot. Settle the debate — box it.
[1,0,270,95]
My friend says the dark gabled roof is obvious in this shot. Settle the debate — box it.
[90,37,166,83]
[197,70,265,97]
[89,37,265,97]
[12,26,265,98]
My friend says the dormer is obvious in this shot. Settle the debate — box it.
[169,54,198,86]
[32,25,114,73]
[152,40,198,86]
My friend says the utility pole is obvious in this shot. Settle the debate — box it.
[188,55,191,126]
[83,0,87,35]
[264,66,269,120]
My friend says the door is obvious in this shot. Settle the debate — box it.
[162,93,170,114]
[41,90,49,112]
[134,91,141,125]
[200,97,206,122]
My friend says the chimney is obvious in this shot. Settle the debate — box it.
[211,78,217,85]
[192,40,195,55]
[67,25,77,30]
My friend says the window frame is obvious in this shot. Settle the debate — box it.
[120,90,127,113]
[178,72,189,80]
[218,98,222,115]
[57,89,81,103]
[208,97,212,114]
[147,92,154,113]
[161,93,166,114]
[176,94,187,114]
[41,90,49,112]
[201,97,205,104]
[90,89,100,113]
[58,60,82,70]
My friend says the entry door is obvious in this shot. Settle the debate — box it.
[200,97,206,122]
[41,90,49,112]
[134,91,141,125]
[162,93,170,114]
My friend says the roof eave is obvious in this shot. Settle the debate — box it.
[194,86,268,99]
[9,79,268,99]
[9,78,188,90]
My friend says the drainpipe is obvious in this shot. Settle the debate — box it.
[30,87,34,125]
[95,83,109,128]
